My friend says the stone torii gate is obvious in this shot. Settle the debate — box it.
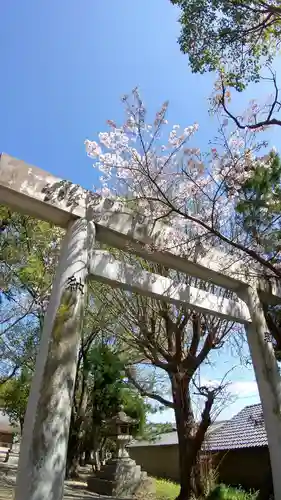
[0,152,281,500]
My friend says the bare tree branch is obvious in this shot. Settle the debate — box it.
[125,367,175,409]
[219,69,281,130]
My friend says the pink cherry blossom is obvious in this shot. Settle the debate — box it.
[85,89,273,256]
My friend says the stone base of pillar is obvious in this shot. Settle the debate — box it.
[87,457,147,497]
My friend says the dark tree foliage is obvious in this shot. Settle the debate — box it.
[233,151,281,357]
[171,0,281,90]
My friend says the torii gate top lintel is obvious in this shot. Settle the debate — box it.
[0,152,279,305]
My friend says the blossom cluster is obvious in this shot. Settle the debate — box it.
[85,88,270,254]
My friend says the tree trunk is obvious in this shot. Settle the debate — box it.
[66,454,80,479]
[99,437,107,464]
[91,425,102,472]
[170,373,204,500]
[93,450,101,472]
[66,433,80,478]
[19,418,24,435]
[66,418,81,478]
[84,449,91,465]
[66,358,90,478]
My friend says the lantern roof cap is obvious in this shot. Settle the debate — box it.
[110,405,137,425]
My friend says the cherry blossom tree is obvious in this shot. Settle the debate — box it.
[211,68,281,130]
[85,87,281,364]
[84,89,281,498]
[85,87,279,279]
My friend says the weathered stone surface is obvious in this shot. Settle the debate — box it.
[14,219,95,500]
[90,251,251,324]
[133,475,155,499]
[87,457,144,498]
[0,153,280,302]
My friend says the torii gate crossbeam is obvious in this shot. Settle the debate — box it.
[0,153,281,500]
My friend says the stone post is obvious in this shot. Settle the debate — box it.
[238,285,281,499]
[15,218,95,500]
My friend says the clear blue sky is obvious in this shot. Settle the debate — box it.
[2,0,279,187]
[2,0,280,422]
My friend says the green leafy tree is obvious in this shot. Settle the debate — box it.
[138,422,175,442]
[0,205,62,318]
[235,151,281,258]
[171,0,281,90]
[66,340,148,478]
[0,206,63,376]
[0,370,31,432]
[233,151,281,358]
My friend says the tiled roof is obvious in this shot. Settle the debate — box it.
[129,421,226,448]
[130,404,268,451]
[204,403,267,451]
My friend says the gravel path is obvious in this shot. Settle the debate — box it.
[0,482,103,500]
[0,464,132,500]
[0,472,117,500]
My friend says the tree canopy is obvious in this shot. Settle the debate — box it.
[96,250,234,499]
[85,88,281,280]
[234,151,281,261]
[232,151,281,356]
[0,206,63,378]
[0,370,31,432]
[171,0,281,90]
[67,341,148,477]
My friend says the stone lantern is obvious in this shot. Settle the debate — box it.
[87,406,147,497]
[106,406,137,459]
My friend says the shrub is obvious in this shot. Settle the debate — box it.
[155,479,180,500]
[206,484,258,500]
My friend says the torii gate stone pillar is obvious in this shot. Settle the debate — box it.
[14,218,95,500]
[239,286,281,498]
